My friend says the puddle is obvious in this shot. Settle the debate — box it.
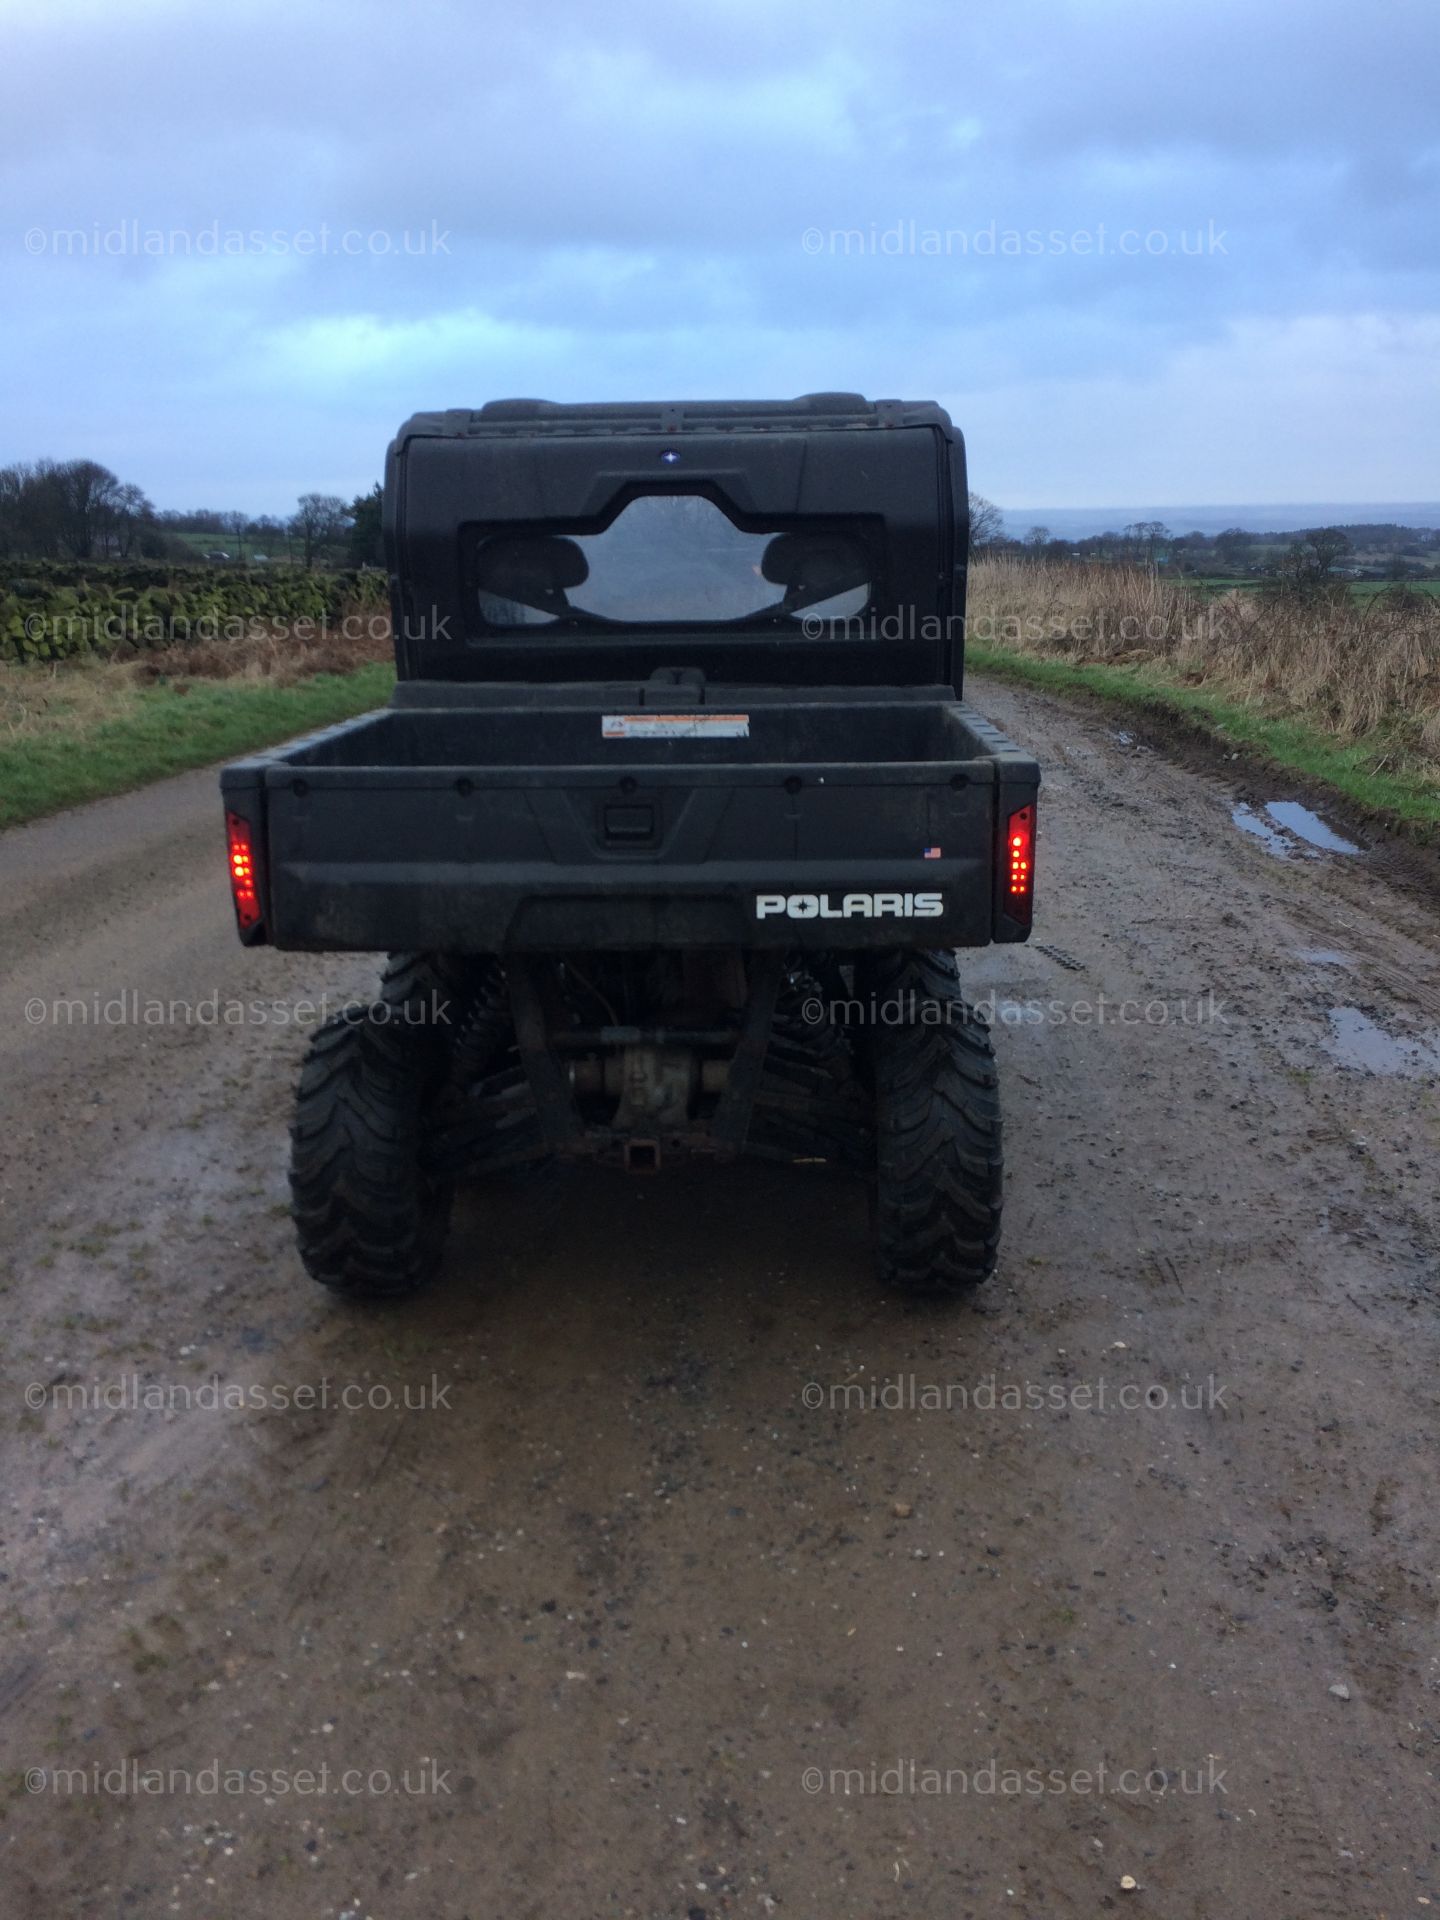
[1296,948,1354,968]
[1264,801,1360,855]
[1232,800,1362,860]
[1112,729,1134,746]
[1324,1006,1440,1077]
[1232,803,1297,858]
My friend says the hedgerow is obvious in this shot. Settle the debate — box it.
[1,563,388,662]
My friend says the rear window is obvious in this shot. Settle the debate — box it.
[472,494,875,631]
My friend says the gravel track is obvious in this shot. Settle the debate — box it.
[2,678,1437,1917]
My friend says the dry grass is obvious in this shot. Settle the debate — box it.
[131,603,393,684]
[0,603,393,745]
[0,653,144,742]
[969,558,1440,775]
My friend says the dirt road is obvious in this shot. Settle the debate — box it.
[2,678,1438,1918]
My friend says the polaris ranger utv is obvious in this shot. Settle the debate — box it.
[220,395,1039,1300]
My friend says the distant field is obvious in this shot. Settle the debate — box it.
[1185,575,1268,594]
[1183,573,1440,601]
[1348,578,1440,599]
[156,529,295,562]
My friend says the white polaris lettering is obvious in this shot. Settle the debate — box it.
[753,891,947,920]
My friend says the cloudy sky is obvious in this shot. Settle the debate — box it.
[3,0,1437,517]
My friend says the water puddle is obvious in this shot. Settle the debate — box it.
[1232,803,1296,858]
[1324,1006,1440,1077]
[1296,948,1354,968]
[1232,800,1362,860]
[1265,801,1361,855]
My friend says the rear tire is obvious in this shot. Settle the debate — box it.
[289,1007,454,1299]
[864,950,1003,1296]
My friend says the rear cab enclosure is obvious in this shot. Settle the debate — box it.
[221,396,1039,1300]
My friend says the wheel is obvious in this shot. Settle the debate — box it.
[378,950,491,1032]
[862,949,1003,1296]
[289,1004,455,1299]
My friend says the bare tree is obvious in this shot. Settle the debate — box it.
[1120,520,1168,568]
[0,459,71,557]
[245,515,287,560]
[110,482,154,558]
[968,492,1004,552]
[1276,527,1350,596]
[290,493,352,569]
[1130,520,1171,569]
[221,510,250,562]
[0,464,30,557]
[52,459,123,559]
[0,459,156,559]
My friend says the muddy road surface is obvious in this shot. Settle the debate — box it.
[2,679,1438,1918]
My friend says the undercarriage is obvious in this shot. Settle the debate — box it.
[288,947,1003,1301]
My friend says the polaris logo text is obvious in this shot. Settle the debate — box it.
[755,892,945,921]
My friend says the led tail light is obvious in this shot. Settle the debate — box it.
[1005,803,1035,927]
[226,811,263,932]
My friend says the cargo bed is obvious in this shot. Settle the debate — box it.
[221,685,1039,954]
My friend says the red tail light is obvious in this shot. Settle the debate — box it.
[1005,804,1035,926]
[226,812,263,932]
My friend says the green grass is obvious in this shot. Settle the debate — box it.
[167,531,297,564]
[0,662,395,828]
[1347,578,1440,599]
[166,530,230,558]
[1184,576,1274,601]
[967,642,1440,836]
[1183,575,1440,600]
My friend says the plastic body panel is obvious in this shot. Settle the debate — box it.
[383,395,969,695]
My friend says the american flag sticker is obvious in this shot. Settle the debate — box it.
[922,846,942,859]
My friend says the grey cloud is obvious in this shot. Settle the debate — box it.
[2,0,1436,509]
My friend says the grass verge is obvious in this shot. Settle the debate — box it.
[967,642,1440,836]
[0,661,395,829]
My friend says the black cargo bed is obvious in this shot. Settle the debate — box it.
[221,688,1038,956]
[269,697,993,771]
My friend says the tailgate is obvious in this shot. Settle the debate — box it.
[220,699,1039,953]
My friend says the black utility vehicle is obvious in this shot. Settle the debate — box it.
[221,395,1039,1299]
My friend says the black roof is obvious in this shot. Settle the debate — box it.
[392,394,955,445]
